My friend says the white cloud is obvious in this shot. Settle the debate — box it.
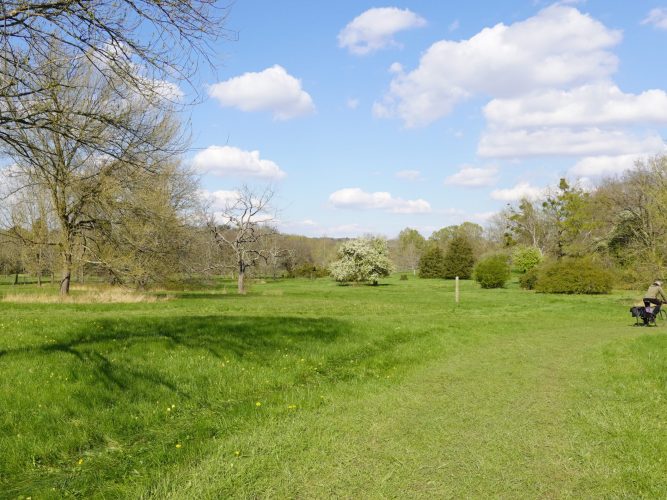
[208,65,315,120]
[444,165,498,187]
[192,146,286,180]
[642,8,667,29]
[568,154,647,178]
[374,5,621,127]
[389,62,404,74]
[338,7,427,55]
[478,128,665,158]
[198,189,240,211]
[484,83,667,129]
[346,98,360,110]
[491,182,545,201]
[329,187,431,214]
[448,20,460,32]
[395,169,421,181]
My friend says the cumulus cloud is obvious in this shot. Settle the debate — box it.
[478,128,665,158]
[642,8,667,29]
[490,182,545,201]
[444,165,498,187]
[374,5,621,127]
[395,169,421,181]
[568,154,648,178]
[208,65,315,120]
[484,83,667,129]
[329,187,431,214]
[192,146,286,180]
[338,7,426,55]
[198,189,241,212]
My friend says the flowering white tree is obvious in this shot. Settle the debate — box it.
[329,237,394,285]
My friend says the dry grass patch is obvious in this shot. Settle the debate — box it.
[2,287,166,304]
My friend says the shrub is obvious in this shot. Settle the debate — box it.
[400,274,408,281]
[519,267,539,290]
[512,246,542,273]
[443,235,475,279]
[474,255,511,289]
[418,246,446,278]
[291,263,329,278]
[534,257,614,294]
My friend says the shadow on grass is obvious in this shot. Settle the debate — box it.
[0,315,348,399]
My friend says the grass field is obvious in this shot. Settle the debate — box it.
[0,276,665,498]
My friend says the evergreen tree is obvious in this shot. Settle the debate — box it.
[444,235,475,279]
[418,246,446,278]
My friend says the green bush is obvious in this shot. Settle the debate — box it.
[519,267,539,290]
[474,255,511,289]
[418,246,446,278]
[291,263,329,278]
[512,246,542,273]
[534,258,614,294]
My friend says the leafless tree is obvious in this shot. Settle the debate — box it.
[207,186,280,294]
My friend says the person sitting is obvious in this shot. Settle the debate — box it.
[642,280,666,325]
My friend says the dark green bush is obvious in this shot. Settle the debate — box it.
[474,255,511,289]
[534,258,614,294]
[418,246,446,278]
[400,274,408,281]
[519,267,539,290]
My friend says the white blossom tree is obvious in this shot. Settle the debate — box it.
[329,237,393,285]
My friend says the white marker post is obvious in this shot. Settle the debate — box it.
[455,276,459,304]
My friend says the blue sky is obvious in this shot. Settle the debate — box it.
[188,1,667,238]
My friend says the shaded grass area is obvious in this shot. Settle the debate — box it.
[0,277,665,497]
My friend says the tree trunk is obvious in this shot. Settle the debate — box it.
[237,266,245,295]
[37,274,42,287]
[13,273,18,285]
[60,252,73,295]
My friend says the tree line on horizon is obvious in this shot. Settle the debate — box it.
[1,2,665,295]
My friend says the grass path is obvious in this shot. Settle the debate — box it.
[155,288,665,498]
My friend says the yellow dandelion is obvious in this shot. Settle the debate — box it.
[175,443,182,448]
[78,458,84,465]
[167,407,171,412]
[255,401,262,407]
[234,450,240,456]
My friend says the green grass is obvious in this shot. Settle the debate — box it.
[0,277,665,498]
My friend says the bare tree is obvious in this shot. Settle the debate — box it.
[207,186,279,294]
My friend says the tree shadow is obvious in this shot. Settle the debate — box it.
[0,315,348,401]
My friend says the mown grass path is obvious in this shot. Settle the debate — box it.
[1,278,665,498]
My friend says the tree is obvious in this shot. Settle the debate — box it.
[418,245,446,278]
[207,186,279,295]
[1,0,229,147]
[329,237,393,285]
[0,51,185,294]
[542,178,591,258]
[443,234,475,279]
[397,227,426,275]
[506,198,550,252]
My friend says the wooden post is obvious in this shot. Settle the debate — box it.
[455,276,459,304]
